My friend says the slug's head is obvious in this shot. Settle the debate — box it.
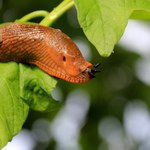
[46,28,100,83]
[53,44,100,83]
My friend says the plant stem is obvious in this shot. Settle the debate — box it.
[40,0,74,26]
[16,10,49,23]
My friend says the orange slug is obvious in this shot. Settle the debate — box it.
[0,23,100,83]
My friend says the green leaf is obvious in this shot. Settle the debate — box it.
[20,63,60,111]
[0,62,29,148]
[130,10,150,20]
[74,0,150,57]
[0,62,59,149]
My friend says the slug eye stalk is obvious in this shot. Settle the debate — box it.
[94,63,100,68]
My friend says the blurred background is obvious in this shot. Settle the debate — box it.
[1,0,150,150]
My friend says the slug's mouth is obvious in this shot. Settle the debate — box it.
[78,63,100,83]
[85,63,101,79]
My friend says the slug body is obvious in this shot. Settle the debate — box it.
[0,23,98,83]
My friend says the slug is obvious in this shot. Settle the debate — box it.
[0,23,99,83]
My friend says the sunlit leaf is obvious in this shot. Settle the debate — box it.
[74,0,150,57]
[0,62,58,148]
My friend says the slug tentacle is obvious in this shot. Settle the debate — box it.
[94,63,100,68]
[0,23,100,83]
[84,64,101,79]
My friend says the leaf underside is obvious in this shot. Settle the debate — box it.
[74,0,150,57]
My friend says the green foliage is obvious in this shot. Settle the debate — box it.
[74,0,150,57]
[20,63,59,111]
[0,62,58,148]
